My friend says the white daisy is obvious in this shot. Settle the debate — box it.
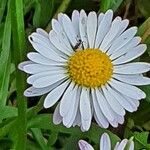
[19,9,150,131]
[78,133,134,150]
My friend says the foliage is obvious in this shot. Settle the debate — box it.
[0,0,150,149]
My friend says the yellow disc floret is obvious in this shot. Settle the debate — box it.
[67,49,113,88]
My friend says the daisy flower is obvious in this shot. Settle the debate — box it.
[78,133,134,150]
[19,9,150,131]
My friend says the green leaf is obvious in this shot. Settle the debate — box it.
[33,0,54,27]
[100,0,123,12]
[0,23,4,49]
[0,138,13,150]
[0,0,8,23]
[26,138,42,150]
[133,132,150,149]
[0,106,17,120]
[141,85,150,102]
[110,0,124,11]
[0,119,16,139]
[24,0,35,15]
[100,0,111,11]
[137,17,150,55]
[31,128,48,150]
[47,131,58,146]
[11,0,27,149]
[130,101,150,126]
[137,0,150,18]
[0,0,11,107]
[46,0,71,31]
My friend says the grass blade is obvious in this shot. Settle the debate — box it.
[0,0,11,107]
[11,0,27,149]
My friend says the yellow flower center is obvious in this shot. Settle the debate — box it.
[67,49,113,88]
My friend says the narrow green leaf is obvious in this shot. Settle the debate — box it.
[46,0,71,31]
[47,131,58,146]
[31,128,48,150]
[0,0,8,23]
[130,101,150,125]
[141,85,150,102]
[0,0,11,107]
[11,0,27,149]
[134,132,150,149]
[138,17,150,40]
[137,0,150,18]
[110,0,124,11]
[138,17,150,55]
[33,0,54,27]
[100,0,111,11]
[100,0,123,12]
[0,106,17,120]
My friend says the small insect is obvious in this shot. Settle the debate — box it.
[73,39,84,50]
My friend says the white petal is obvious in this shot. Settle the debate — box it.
[87,11,97,48]
[109,118,118,127]
[80,88,92,131]
[78,140,94,150]
[106,84,135,112]
[79,9,88,49]
[29,33,66,61]
[52,19,73,51]
[112,44,147,64]
[63,86,81,127]
[116,115,124,124]
[53,103,62,125]
[95,10,113,49]
[60,82,75,117]
[73,109,81,127]
[27,69,65,84]
[18,61,33,71]
[100,17,122,51]
[98,13,104,25]
[23,64,52,74]
[29,32,50,48]
[100,133,111,150]
[108,78,146,99]
[24,86,51,97]
[105,19,129,52]
[116,139,128,150]
[114,62,150,74]
[95,88,114,121]
[43,80,70,108]
[49,30,73,56]
[107,27,137,55]
[72,10,80,37]
[110,36,141,59]
[57,13,63,25]
[113,74,150,85]
[104,19,129,52]
[102,86,125,116]
[129,141,134,150]
[23,63,65,74]
[36,28,49,37]
[94,113,104,128]
[27,52,59,65]
[126,96,140,111]
[117,19,129,35]
[33,73,67,88]
[114,142,120,150]
[91,89,109,128]
[62,14,77,46]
